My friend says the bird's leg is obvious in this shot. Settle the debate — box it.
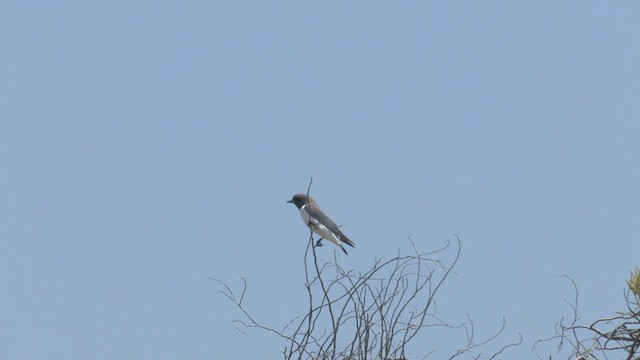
[316,238,324,247]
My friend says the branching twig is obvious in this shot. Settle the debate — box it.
[534,275,640,360]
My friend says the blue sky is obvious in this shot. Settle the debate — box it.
[2,1,639,359]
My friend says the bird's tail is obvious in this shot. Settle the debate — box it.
[325,235,354,255]
[341,235,355,248]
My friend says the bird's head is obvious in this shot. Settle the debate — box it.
[287,194,308,208]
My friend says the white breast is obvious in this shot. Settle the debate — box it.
[299,204,312,225]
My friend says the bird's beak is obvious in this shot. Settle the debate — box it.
[286,199,294,204]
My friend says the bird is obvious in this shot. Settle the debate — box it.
[287,193,355,255]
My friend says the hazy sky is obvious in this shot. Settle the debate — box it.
[2,1,639,359]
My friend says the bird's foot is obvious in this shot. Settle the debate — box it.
[315,239,324,247]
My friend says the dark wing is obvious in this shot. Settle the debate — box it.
[306,204,355,248]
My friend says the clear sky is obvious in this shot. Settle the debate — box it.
[2,1,639,359]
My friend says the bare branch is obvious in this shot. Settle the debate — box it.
[534,275,640,360]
